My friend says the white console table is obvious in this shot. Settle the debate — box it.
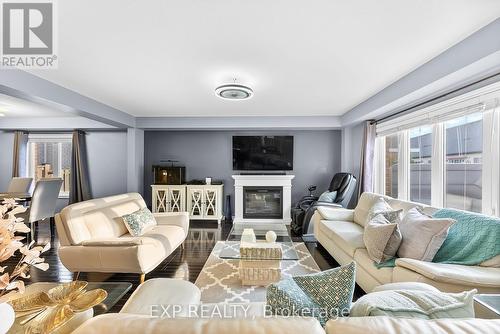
[151,184,186,213]
[186,184,224,224]
[151,184,224,224]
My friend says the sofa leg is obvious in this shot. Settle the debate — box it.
[139,274,145,284]
[73,272,80,281]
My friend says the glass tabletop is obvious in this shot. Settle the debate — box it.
[85,282,132,315]
[219,223,298,260]
[474,294,500,316]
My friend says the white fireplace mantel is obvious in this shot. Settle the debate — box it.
[232,174,295,224]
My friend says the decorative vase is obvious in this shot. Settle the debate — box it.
[266,230,277,243]
[0,302,15,333]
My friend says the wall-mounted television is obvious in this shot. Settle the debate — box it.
[232,136,294,171]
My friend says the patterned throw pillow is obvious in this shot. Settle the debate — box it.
[121,207,157,237]
[364,213,403,263]
[267,262,356,326]
[365,197,400,225]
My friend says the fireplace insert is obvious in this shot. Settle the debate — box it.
[243,186,283,219]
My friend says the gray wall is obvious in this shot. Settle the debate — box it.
[85,131,127,198]
[0,130,128,212]
[144,130,342,212]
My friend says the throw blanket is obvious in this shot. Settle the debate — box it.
[350,289,476,319]
[376,208,500,268]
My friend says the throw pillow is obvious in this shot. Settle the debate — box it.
[397,208,455,261]
[267,262,356,326]
[121,207,157,237]
[364,213,403,263]
[318,191,337,202]
[350,289,476,319]
[365,197,395,225]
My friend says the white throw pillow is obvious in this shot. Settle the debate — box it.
[317,206,354,221]
[397,208,455,261]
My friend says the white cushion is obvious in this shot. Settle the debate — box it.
[73,314,325,334]
[353,249,393,285]
[120,278,201,316]
[325,316,500,334]
[372,282,440,293]
[354,192,384,227]
[319,220,365,257]
[395,258,500,288]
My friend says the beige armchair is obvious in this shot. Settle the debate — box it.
[54,193,189,282]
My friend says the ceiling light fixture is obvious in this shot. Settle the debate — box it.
[215,79,253,100]
[0,113,4,117]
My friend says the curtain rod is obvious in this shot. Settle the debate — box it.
[376,71,500,124]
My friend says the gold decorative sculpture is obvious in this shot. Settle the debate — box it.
[9,281,107,334]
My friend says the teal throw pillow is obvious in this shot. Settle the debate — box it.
[266,262,356,326]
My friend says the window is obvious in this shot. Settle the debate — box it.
[27,134,72,197]
[444,113,482,213]
[384,134,399,198]
[373,81,500,216]
[409,126,432,205]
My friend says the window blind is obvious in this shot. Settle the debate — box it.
[376,81,500,136]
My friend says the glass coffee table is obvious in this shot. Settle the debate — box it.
[219,223,298,260]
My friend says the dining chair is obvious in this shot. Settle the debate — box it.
[26,178,63,243]
[7,177,33,193]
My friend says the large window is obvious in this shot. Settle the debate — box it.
[409,126,432,205]
[27,134,72,197]
[374,81,500,216]
[444,113,482,212]
[385,134,399,198]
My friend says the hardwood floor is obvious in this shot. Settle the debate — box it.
[4,219,365,313]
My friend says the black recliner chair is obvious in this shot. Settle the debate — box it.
[291,173,357,240]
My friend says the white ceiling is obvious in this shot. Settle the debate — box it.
[0,93,74,117]
[28,0,500,117]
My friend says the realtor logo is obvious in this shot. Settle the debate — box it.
[1,0,57,68]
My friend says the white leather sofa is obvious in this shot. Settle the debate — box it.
[73,278,500,334]
[55,193,189,281]
[312,192,500,296]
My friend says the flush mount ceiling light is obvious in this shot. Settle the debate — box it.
[215,81,253,100]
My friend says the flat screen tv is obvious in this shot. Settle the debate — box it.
[232,136,293,171]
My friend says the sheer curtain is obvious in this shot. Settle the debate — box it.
[69,130,92,204]
[358,121,377,197]
[12,130,28,177]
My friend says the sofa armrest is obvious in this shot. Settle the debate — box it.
[154,212,190,235]
[81,238,145,247]
[317,206,355,222]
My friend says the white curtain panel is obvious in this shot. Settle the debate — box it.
[482,105,500,216]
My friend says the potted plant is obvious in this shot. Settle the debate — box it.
[0,198,50,332]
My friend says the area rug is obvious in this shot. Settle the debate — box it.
[195,241,321,303]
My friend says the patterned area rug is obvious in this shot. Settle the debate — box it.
[195,241,321,303]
